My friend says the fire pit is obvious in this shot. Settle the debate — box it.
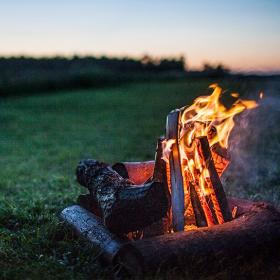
[60,85,280,278]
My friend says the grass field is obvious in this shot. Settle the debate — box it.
[0,79,279,279]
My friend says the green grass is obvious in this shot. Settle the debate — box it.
[0,79,279,279]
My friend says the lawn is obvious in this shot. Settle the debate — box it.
[0,79,279,279]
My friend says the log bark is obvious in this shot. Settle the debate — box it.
[60,205,143,278]
[76,159,169,233]
[166,110,185,231]
[132,199,280,276]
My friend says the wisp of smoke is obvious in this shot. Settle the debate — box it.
[222,82,280,205]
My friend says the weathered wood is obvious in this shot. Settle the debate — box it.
[60,205,144,278]
[76,159,169,233]
[196,136,232,223]
[166,110,185,232]
[132,200,280,276]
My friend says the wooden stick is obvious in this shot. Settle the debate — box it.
[196,137,232,223]
[189,183,207,227]
[166,110,185,232]
[194,184,216,226]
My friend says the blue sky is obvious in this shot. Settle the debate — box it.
[0,0,279,72]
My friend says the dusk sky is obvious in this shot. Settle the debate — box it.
[1,0,279,72]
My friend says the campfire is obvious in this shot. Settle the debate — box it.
[163,84,257,231]
[61,85,280,278]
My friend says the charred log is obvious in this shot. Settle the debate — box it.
[196,136,232,223]
[132,200,280,277]
[189,183,207,227]
[76,159,169,233]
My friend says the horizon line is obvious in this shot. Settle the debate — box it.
[1,52,280,75]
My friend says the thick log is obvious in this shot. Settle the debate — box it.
[60,205,144,278]
[132,199,280,277]
[62,199,280,278]
[196,136,232,223]
[166,110,185,232]
[76,159,169,233]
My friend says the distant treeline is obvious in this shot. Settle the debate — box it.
[0,55,231,96]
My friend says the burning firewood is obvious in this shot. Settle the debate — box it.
[189,183,207,227]
[76,159,170,233]
[196,136,232,222]
[166,110,186,232]
[160,84,259,230]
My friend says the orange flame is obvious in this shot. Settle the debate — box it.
[162,139,176,163]
[180,84,258,149]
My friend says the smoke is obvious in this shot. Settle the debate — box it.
[222,80,280,206]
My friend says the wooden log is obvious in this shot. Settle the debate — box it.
[76,159,169,233]
[132,200,280,277]
[62,199,280,278]
[142,137,171,237]
[166,110,185,232]
[60,205,144,278]
[196,136,232,223]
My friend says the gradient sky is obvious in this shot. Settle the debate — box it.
[1,0,280,72]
